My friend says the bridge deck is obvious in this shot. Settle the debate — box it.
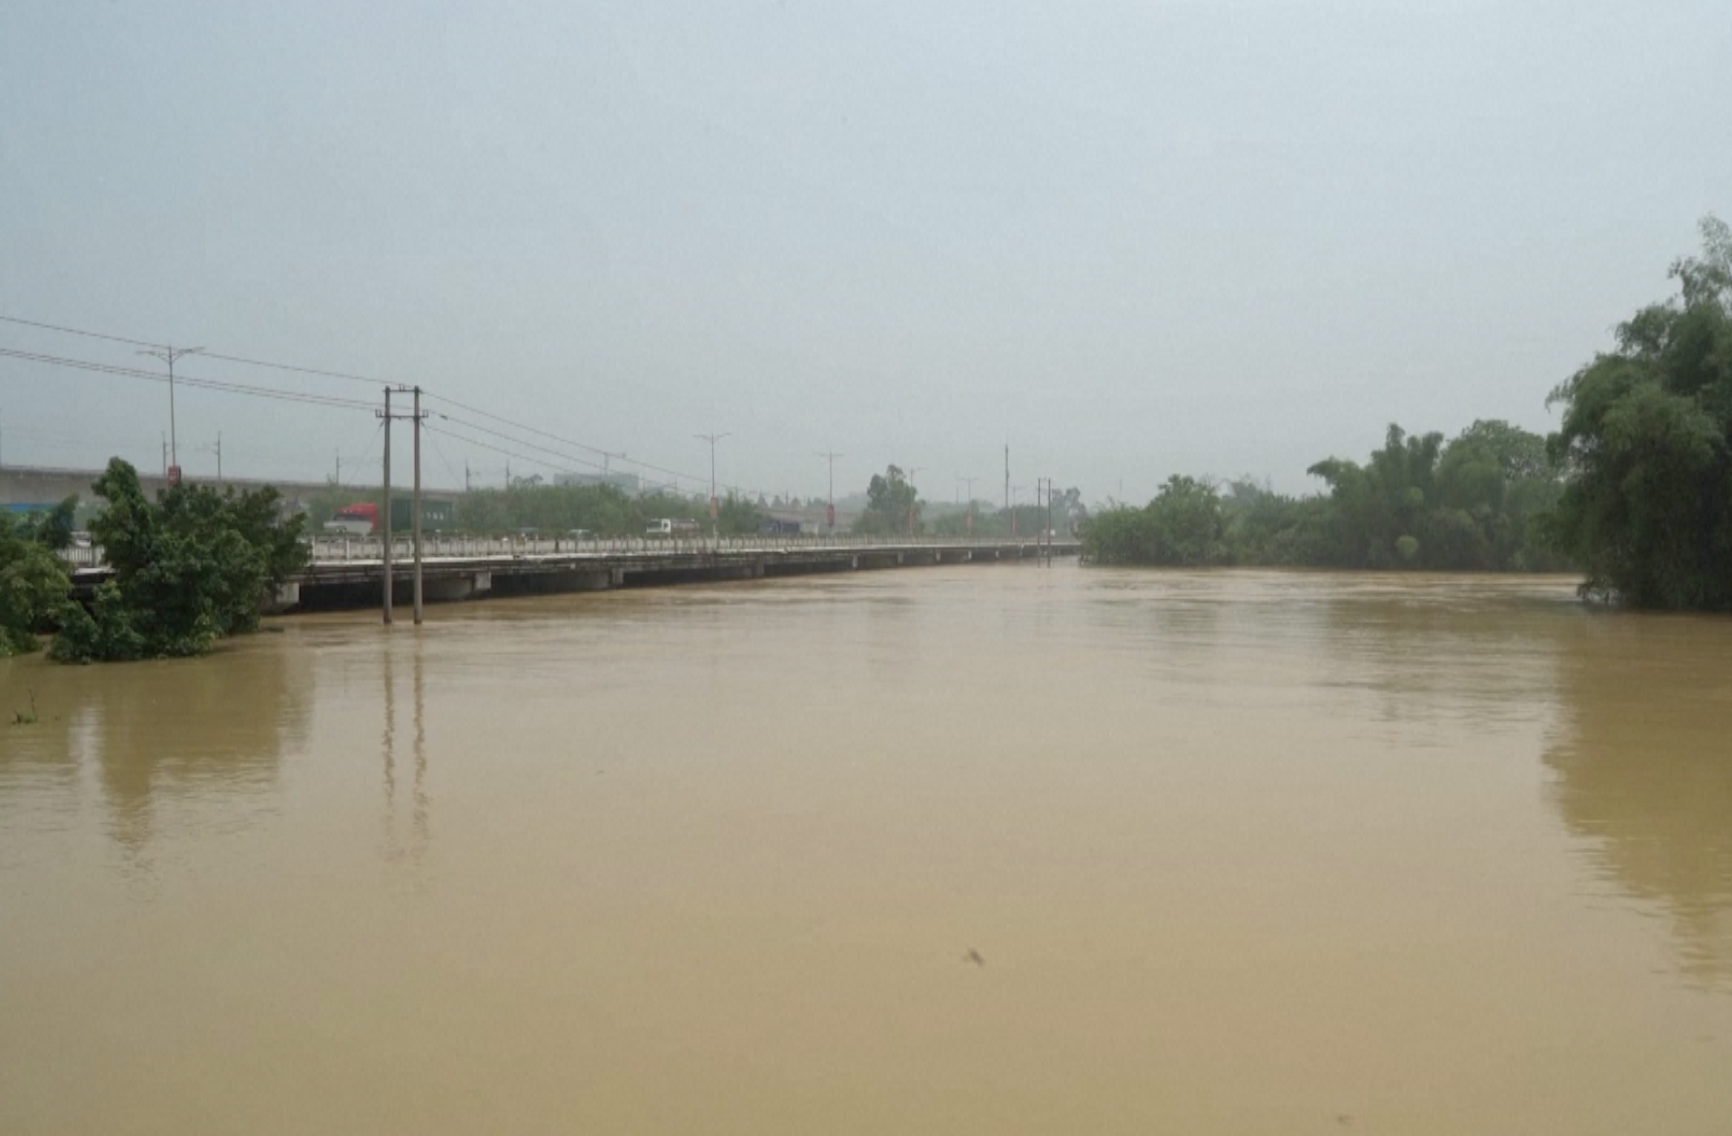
[67,536,1080,611]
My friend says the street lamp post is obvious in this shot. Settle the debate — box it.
[137,344,203,482]
[694,432,731,549]
[817,451,843,534]
[1011,484,1031,538]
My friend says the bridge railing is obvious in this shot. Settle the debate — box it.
[56,545,104,568]
[60,531,1077,569]
[301,532,1070,561]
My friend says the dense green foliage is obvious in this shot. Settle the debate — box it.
[1546,217,1732,607]
[852,466,923,535]
[929,489,1086,539]
[1083,421,1568,571]
[49,459,309,663]
[452,482,767,536]
[0,502,75,656]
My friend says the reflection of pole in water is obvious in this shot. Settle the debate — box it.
[412,640,430,857]
[382,642,397,854]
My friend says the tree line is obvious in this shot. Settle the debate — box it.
[1083,216,1732,608]
[850,464,1088,538]
[454,483,768,537]
[299,480,774,538]
[1083,419,1568,572]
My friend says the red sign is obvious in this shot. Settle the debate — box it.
[167,464,182,486]
[826,503,836,527]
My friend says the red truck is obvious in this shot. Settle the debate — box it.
[324,502,380,535]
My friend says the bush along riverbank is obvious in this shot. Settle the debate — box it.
[0,458,309,664]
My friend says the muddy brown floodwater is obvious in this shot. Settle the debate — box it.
[3,565,1730,1134]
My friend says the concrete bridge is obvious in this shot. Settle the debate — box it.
[65,533,1080,612]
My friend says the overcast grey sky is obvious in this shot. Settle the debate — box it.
[2,0,1727,503]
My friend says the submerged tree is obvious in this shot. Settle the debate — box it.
[1547,215,1732,607]
[0,504,74,657]
[50,459,309,662]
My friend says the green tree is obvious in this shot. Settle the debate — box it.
[853,466,921,535]
[0,512,73,656]
[1085,422,1565,572]
[11,495,79,552]
[50,459,307,662]
[1547,216,1732,607]
[1081,476,1225,565]
[713,492,767,536]
[1307,425,1443,568]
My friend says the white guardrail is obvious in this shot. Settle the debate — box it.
[60,532,1069,569]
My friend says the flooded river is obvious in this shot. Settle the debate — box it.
[2,565,1730,1133]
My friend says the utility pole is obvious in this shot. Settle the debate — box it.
[413,386,424,625]
[464,460,470,493]
[694,432,730,549]
[377,386,427,624]
[905,466,924,535]
[194,434,222,481]
[601,450,625,479]
[335,449,341,486]
[1034,478,1042,559]
[817,451,842,533]
[1039,477,1050,564]
[1032,474,1046,564]
[381,387,393,625]
[959,474,978,535]
[1004,443,1010,530]
[1046,478,1054,563]
[1032,477,1046,564]
[161,433,168,479]
[136,344,203,481]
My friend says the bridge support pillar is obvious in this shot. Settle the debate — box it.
[264,582,301,614]
[422,575,480,603]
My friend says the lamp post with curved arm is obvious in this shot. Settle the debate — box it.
[695,432,731,549]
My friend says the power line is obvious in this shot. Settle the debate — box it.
[0,347,378,412]
[4,316,821,503]
[420,425,467,491]
[336,421,384,491]
[0,314,166,350]
[0,313,387,389]
[423,391,729,496]
[430,408,763,500]
[423,423,612,485]
[198,349,392,389]
[430,411,616,478]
